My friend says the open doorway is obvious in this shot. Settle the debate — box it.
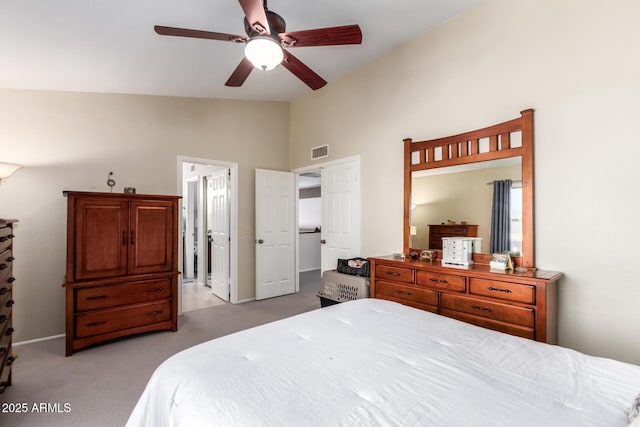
[298,171,322,273]
[178,156,239,313]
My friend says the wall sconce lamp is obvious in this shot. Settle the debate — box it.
[410,225,418,236]
[0,162,23,185]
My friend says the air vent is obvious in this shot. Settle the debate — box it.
[311,144,329,160]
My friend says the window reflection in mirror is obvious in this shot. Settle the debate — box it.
[409,157,522,256]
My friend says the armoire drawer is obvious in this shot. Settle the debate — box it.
[75,301,171,338]
[75,278,172,311]
[416,270,466,292]
[469,278,535,304]
[375,265,414,284]
[376,280,438,307]
[440,294,534,327]
[0,227,13,254]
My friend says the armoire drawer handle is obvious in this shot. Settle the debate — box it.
[6,256,15,262]
[86,295,108,301]
[395,290,411,296]
[5,299,15,307]
[0,381,8,394]
[0,315,7,324]
[471,304,493,313]
[385,271,401,277]
[429,278,448,284]
[7,277,16,283]
[6,354,17,366]
[86,320,107,327]
[0,287,8,295]
[146,287,165,293]
[0,234,12,242]
[0,264,7,270]
[146,310,163,316]
[0,346,6,357]
[130,230,135,245]
[487,286,512,294]
[5,327,14,336]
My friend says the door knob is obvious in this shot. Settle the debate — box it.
[257,239,264,244]
[320,239,326,244]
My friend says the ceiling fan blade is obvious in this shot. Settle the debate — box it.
[238,0,271,35]
[280,25,362,48]
[281,51,327,90]
[225,57,254,87]
[154,25,246,43]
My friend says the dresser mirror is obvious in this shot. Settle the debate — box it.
[403,109,535,269]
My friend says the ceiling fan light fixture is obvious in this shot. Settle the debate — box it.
[244,36,283,71]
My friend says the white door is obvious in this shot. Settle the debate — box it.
[208,169,230,301]
[321,160,361,273]
[255,169,296,300]
[184,178,197,280]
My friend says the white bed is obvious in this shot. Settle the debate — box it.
[127,299,640,427]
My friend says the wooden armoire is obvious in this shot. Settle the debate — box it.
[63,191,180,356]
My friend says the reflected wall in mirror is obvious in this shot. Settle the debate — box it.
[403,109,535,269]
[410,157,522,255]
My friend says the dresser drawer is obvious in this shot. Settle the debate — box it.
[440,294,534,327]
[75,301,171,338]
[469,278,535,304]
[375,265,414,284]
[0,227,14,254]
[75,278,172,311]
[376,280,438,307]
[416,271,465,292]
[440,309,535,340]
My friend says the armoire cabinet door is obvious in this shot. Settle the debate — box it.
[128,200,174,275]
[75,198,129,280]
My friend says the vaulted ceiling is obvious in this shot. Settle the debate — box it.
[1,0,481,101]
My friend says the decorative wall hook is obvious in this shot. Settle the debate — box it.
[107,172,116,192]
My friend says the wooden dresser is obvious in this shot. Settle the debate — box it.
[0,219,17,395]
[63,192,180,356]
[369,256,562,343]
[428,224,478,250]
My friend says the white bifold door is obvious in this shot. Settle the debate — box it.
[207,168,230,301]
[255,169,296,300]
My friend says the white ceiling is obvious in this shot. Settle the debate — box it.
[0,0,481,102]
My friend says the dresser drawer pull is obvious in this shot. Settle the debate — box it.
[0,234,13,242]
[429,278,449,284]
[85,295,108,301]
[385,271,401,277]
[146,287,165,293]
[0,381,9,394]
[4,327,14,336]
[471,304,494,313]
[395,290,412,296]
[487,286,512,294]
[6,354,17,366]
[0,315,7,324]
[86,320,107,327]
[146,310,164,316]
[0,346,6,357]
[0,287,8,295]
[0,264,7,270]
[5,299,15,307]
[7,277,16,283]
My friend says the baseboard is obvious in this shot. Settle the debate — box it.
[300,267,321,273]
[14,334,65,346]
[237,297,255,304]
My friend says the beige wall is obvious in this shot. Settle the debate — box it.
[0,89,290,342]
[290,0,640,364]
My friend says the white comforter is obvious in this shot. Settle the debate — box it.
[127,299,640,427]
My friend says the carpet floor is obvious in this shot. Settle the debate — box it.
[2,270,321,427]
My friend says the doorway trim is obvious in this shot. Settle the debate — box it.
[177,155,239,313]
[292,155,361,281]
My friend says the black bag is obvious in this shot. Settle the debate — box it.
[336,257,370,277]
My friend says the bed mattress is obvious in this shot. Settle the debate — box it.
[127,299,640,426]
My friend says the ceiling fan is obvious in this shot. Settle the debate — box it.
[154,0,362,90]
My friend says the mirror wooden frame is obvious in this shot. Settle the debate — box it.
[403,109,535,269]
